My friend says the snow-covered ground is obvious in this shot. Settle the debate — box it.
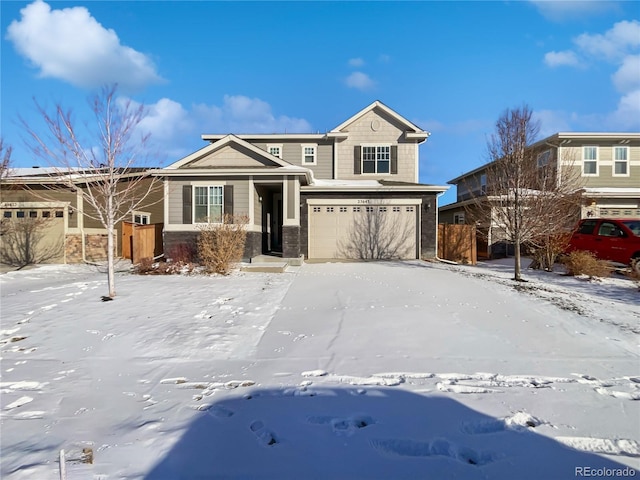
[0,259,638,479]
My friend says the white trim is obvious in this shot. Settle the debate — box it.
[307,198,422,206]
[267,144,283,159]
[203,133,326,141]
[249,176,255,227]
[163,179,170,226]
[330,100,428,135]
[1,201,68,208]
[582,145,599,177]
[132,211,151,225]
[193,185,224,224]
[360,144,392,175]
[415,143,419,183]
[301,144,318,166]
[612,145,630,177]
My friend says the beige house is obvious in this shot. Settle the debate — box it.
[1,169,163,265]
[157,101,449,260]
[440,132,640,257]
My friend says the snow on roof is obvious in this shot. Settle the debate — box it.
[311,178,382,187]
[583,187,640,194]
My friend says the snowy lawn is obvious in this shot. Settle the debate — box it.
[0,259,638,479]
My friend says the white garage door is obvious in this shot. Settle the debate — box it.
[309,203,418,259]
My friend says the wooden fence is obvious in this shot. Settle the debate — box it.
[438,224,477,265]
[122,222,163,264]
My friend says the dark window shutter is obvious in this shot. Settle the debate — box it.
[390,146,398,174]
[182,185,192,224]
[224,185,234,222]
[354,146,361,175]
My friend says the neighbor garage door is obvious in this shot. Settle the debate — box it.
[308,202,419,259]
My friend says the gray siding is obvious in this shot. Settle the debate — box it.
[167,177,250,225]
[253,141,333,179]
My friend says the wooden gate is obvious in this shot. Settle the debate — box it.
[438,224,477,264]
[122,222,163,264]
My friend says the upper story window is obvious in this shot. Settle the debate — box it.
[582,146,598,176]
[613,146,629,176]
[362,145,390,174]
[537,150,551,168]
[133,212,150,225]
[267,144,282,159]
[302,144,317,165]
[194,185,223,223]
[480,174,487,195]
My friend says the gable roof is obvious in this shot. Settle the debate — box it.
[330,100,429,136]
[166,135,293,169]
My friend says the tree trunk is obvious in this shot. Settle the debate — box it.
[107,219,116,298]
[514,239,522,281]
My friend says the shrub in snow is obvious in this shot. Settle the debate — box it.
[562,250,612,279]
[197,214,249,275]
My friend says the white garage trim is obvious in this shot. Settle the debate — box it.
[308,201,420,260]
[307,198,422,206]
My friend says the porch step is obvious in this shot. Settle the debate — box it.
[240,262,289,273]
[250,254,305,266]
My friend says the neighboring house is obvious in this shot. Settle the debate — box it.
[439,132,640,257]
[157,101,448,260]
[0,168,163,264]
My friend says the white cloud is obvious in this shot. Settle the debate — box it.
[607,90,640,130]
[544,50,582,68]
[6,0,163,91]
[345,72,375,91]
[542,20,640,130]
[574,20,640,61]
[529,1,621,21]
[348,57,365,67]
[532,110,573,137]
[378,54,391,63]
[612,55,640,93]
[193,95,312,133]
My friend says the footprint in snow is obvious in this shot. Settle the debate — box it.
[371,438,499,465]
[249,420,278,446]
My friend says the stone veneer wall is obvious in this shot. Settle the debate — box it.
[64,233,113,263]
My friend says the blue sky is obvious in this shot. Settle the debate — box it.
[1,1,639,206]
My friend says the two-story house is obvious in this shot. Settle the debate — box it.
[157,101,448,261]
[439,132,640,257]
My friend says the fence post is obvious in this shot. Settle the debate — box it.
[59,449,66,480]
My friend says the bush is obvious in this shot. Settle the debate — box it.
[562,250,612,278]
[528,232,572,272]
[197,214,249,275]
[134,256,196,275]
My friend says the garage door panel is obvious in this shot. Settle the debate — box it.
[309,204,417,260]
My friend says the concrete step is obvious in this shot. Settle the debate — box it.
[240,262,289,273]
[250,254,304,266]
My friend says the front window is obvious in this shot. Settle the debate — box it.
[194,186,223,223]
[613,146,629,176]
[302,145,317,164]
[537,150,550,168]
[480,174,487,194]
[582,146,598,176]
[362,146,390,174]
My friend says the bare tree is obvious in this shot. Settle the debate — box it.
[0,138,12,181]
[21,85,160,298]
[465,106,583,280]
[339,205,415,260]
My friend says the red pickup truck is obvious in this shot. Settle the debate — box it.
[567,218,640,272]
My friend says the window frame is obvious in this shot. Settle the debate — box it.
[267,144,283,159]
[133,211,151,225]
[193,185,224,224]
[613,146,629,177]
[537,150,551,168]
[361,144,391,174]
[301,144,317,165]
[582,146,599,176]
